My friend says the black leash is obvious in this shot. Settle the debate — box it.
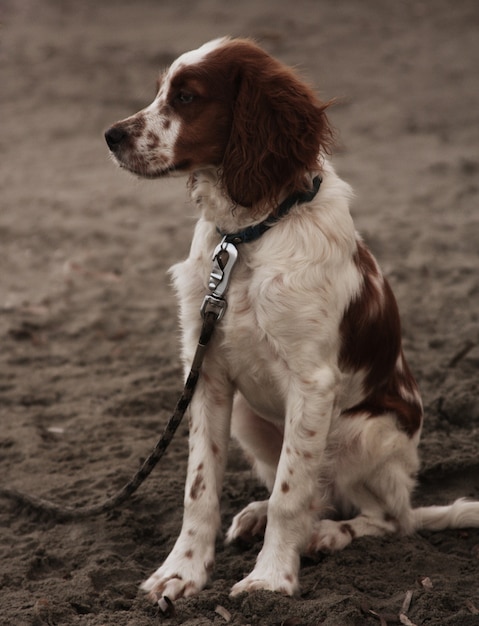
[0,176,321,521]
[0,312,218,521]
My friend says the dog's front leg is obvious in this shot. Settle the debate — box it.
[142,368,233,602]
[231,366,337,596]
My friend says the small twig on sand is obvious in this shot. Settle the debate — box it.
[447,340,474,368]
[399,590,417,626]
[215,605,232,622]
[360,598,391,626]
[466,600,479,615]
[371,610,388,626]
[417,576,433,590]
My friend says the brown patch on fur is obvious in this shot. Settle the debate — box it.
[340,242,399,384]
[189,473,204,500]
[340,240,422,437]
[129,114,146,138]
[165,62,236,178]
[185,549,194,559]
[383,512,400,531]
[281,481,290,493]
[340,523,356,538]
[147,130,160,149]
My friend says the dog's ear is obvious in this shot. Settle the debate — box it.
[220,42,334,213]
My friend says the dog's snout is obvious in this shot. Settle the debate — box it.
[105,126,127,151]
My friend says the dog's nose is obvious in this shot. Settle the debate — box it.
[104,126,127,151]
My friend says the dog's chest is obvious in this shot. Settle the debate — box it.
[218,277,290,418]
[173,240,347,421]
[173,252,289,415]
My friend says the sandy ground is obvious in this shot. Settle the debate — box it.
[1,0,478,624]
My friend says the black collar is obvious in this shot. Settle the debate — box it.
[217,175,322,245]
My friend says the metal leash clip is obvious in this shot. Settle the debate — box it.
[201,237,239,321]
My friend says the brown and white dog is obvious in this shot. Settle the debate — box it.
[105,37,479,602]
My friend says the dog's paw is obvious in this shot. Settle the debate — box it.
[141,545,214,603]
[226,500,268,543]
[307,519,354,554]
[230,568,298,597]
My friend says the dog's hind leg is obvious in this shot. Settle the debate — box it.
[230,393,283,491]
[308,412,420,553]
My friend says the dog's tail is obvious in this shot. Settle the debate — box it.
[411,498,479,531]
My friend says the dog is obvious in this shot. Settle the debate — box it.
[105,37,479,602]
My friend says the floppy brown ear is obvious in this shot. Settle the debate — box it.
[220,42,334,212]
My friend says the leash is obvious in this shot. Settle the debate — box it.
[0,176,321,520]
[0,243,237,521]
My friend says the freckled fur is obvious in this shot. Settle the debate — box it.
[105,36,479,603]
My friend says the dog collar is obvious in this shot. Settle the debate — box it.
[217,175,322,245]
[203,175,322,321]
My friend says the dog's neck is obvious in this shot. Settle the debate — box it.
[189,168,318,236]
[188,169,270,234]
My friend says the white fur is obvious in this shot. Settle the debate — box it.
[168,37,228,77]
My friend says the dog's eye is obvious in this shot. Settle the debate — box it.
[176,91,195,104]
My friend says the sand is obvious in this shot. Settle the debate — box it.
[1,0,478,624]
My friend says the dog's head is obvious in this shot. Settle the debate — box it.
[105,37,334,212]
